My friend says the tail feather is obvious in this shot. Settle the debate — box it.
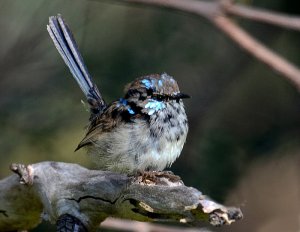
[47,14,106,117]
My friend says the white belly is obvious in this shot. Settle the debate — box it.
[137,135,186,171]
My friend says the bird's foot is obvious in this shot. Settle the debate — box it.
[154,171,182,183]
[135,170,182,185]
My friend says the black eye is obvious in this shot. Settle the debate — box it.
[146,88,154,96]
[155,94,164,101]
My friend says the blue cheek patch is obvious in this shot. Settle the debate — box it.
[145,99,166,115]
[147,109,155,115]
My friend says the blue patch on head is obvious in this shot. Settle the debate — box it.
[151,79,156,87]
[141,79,152,89]
[158,79,163,87]
[141,79,158,91]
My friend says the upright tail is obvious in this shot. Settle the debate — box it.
[47,14,106,118]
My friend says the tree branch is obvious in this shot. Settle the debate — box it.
[106,0,300,90]
[0,162,242,231]
[225,2,300,31]
[212,16,300,88]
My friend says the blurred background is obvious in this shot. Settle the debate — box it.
[0,0,299,231]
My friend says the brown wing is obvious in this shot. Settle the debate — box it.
[75,100,143,151]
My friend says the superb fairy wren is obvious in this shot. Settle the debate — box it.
[47,15,189,173]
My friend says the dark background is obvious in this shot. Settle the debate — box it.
[0,0,299,231]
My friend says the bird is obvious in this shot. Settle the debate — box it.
[47,14,189,174]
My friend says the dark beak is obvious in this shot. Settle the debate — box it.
[176,92,191,99]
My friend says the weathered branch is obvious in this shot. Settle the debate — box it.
[105,0,300,90]
[0,162,242,231]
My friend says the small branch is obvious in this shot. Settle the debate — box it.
[106,0,300,90]
[212,16,300,88]
[115,0,300,30]
[225,2,300,31]
[110,0,219,19]
[0,162,242,231]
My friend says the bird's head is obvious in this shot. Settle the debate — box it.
[123,73,190,115]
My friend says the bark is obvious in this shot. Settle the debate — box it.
[0,162,242,231]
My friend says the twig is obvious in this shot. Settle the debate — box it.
[225,2,300,31]
[104,0,300,90]
[110,0,219,19]
[212,16,300,88]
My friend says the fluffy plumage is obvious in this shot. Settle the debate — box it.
[47,15,189,173]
